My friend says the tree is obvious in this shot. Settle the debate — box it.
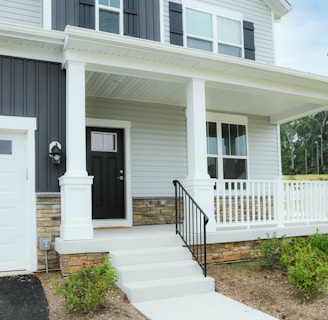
[280,111,328,175]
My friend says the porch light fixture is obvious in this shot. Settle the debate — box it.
[49,141,63,166]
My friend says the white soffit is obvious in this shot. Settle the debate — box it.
[262,0,292,20]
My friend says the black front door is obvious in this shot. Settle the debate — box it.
[86,127,125,219]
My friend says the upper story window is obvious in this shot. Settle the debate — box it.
[184,2,243,57]
[169,1,255,60]
[97,0,122,34]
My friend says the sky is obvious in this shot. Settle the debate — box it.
[275,0,328,76]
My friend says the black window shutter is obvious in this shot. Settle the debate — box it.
[243,21,255,60]
[124,0,139,37]
[79,0,95,29]
[169,2,183,46]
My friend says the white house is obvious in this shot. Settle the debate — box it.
[1,0,328,274]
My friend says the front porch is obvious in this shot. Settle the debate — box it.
[54,177,328,267]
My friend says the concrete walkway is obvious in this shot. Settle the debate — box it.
[134,292,278,320]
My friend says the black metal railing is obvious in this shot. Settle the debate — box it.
[173,180,209,277]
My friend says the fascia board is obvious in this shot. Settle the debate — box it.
[0,22,64,46]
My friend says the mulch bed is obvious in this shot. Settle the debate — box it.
[0,274,49,320]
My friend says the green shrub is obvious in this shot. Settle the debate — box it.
[257,233,284,269]
[52,255,119,316]
[280,237,307,269]
[281,236,328,300]
[287,246,328,300]
[309,231,328,255]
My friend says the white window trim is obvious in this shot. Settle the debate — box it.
[182,0,244,57]
[206,113,249,180]
[95,0,124,35]
[43,0,52,29]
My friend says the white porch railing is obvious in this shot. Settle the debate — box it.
[214,179,328,228]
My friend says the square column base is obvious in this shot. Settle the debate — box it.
[59,175,94,240]
[181,178,216,232]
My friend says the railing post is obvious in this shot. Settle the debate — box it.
[174,180,178,234]
[276,177,285,226]
[182,179,216,232]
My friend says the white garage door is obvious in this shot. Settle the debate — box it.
[0,132,27,272]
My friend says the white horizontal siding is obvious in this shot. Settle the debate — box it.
[248,115,280,180]
[86,97,187,197]
[0,0,42,27]
[163,0,275,64]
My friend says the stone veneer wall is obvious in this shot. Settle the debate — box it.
[133,198,176,225]
[36,195,61,270]
[59,253,107,275]
[206,240,260,264]
[36,195,261,271]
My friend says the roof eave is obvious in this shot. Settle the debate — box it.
[262,0,292,20]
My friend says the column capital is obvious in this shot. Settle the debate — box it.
[63,58,86,71]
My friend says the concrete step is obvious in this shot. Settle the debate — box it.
[108,233,182,251]
[110,246,191,267]
[123,275,215,303]
[117,260,201,286]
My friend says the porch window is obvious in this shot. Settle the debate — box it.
[185,2,243,57]
[206,121,248,179]
[97,0,122,34]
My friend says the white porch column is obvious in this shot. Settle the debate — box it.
[59,60,94,240]
[183,78,216,232]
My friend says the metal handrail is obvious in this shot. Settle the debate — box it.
[173,180,209,277]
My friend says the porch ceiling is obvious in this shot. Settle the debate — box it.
[85,70,328,124]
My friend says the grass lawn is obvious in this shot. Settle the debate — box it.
[283,174,328,181]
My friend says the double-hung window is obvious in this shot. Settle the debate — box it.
[206,114,248,180]
[184,1,243,57]
[97,0,122,34]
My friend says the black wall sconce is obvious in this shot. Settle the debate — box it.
[49,141,63,166]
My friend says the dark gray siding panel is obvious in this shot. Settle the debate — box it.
[52,0,80,31]
[79,0,95,29]
[124,0,160,41]
[139,0,160,41]
[0,56,66,192]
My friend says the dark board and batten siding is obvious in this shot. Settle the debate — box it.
[52,0,95,31]
[0,56,66,192]
[52,0,160,41]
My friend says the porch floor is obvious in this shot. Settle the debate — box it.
[55,224,278,320]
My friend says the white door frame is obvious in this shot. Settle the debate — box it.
[0,116,37,271]
[86,118,132,227]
